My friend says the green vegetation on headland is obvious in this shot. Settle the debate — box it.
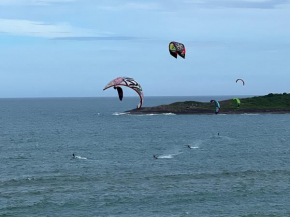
[127,93,290,115]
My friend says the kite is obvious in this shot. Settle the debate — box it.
[169,41,186,59]
[232,98,241,108]
[103,77,143,109]
[210,100,220,114]
[236,79,245,86]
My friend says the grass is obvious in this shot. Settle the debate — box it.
[134,93,290,114]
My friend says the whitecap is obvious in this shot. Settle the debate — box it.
[75,156,87,160]
[158,154,173,159]
[241,113,260,115]
[158,152,182,159]
[187,139,204,149]
[145,113,176,116]
[112,112,128,116]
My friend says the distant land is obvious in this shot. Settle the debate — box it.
[127,93,290,115]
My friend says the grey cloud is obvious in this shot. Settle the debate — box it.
[183,0,290,9]
[215,0,290,9]
[53,36,142,41]
[186,40,290,52]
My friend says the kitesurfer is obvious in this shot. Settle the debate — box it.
[187,145,191,149]
[153,155,158,160]
[72,153,75,158]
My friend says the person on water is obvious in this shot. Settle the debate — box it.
[187,145,191,149]
[218,133,220,136]
[72,153,76,158]
[153,155,158,160]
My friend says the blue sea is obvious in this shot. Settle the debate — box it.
[1,96,290,217]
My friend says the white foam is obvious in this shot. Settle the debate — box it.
[158,152,183,159]
[187,139,205,149]
[75,156,87,160]
[241,113,260,115]
[158,154,173,159]
[144,113,176,116]
[112,112,128,116]
[188,146,199,149]
[112,112,176,116]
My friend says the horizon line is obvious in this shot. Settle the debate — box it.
[0,95,258,99]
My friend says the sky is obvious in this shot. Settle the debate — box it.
[0,0,289,98]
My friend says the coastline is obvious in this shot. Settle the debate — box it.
[127,94,290,115]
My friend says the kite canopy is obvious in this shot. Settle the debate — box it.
[103,77,143,109]
[169,41,186,59]
[210,100,220,114]
[232,98,241,108]
[236,79,245,86]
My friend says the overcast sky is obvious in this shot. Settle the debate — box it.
[0,0,289,98]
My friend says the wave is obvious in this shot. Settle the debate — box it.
[148,169,290,181]
[4,154,28,160]
[112,112,176,116]
[241,113,260,115]
[74,156,87,160]
[133,113,176,116]
[187,139,206,149]
[112,112,128,116]
[158,152,183,159]
[158,154,174,159]
[0,174,101,187]
[1,197,49,213]
[140,113,177,116]
[145,113,176,116]
[188,146,199,149]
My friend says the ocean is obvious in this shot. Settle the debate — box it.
[1,96,290,217]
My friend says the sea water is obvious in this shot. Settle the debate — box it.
[1,96,290,217]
